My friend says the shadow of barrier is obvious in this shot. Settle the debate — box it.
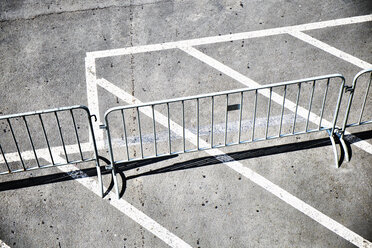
[1,130,371,198]
[0,69,371,198]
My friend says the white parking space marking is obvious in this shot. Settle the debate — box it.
[0,114,294,164]
[41,154,192,248]
[179,46,372,157]
[0,114,298,164]
[86,14,372,146]
[289,31,372,69]
[345,133,372,154]
[2,13,370,248]
[0,240,11,248]
[107,114,301,147]
[1,141,101,163]
[86,14,372,58]
[98,77,372,248]
[82,14,372,247]
[85,56,103,142]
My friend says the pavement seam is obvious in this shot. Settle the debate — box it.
[0,0,171,23]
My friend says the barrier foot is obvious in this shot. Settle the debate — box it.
[339,136,350,162]
[329,135,339,168]
[96,166,104,198]
[112,167,120,199]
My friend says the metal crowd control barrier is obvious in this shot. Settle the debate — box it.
[102,74,346,198]
[339,68,372,162]
[0,105,103,197]
[3,71,369,199]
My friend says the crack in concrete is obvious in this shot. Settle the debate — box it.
[129,1,135,99]
[128,6,145,247]
[0,0,171,23]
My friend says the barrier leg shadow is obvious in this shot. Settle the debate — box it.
[329,134,345,168]
[0,154,176,195]
[100,155,178,199]
[1,130,370,195]
[340,136,352,163]
[126,130,372,182]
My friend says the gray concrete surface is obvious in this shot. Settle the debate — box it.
[0,0,371,247]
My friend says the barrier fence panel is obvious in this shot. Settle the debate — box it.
[0,105,103,197]
[102,74,346,198]
[339,68,372,162]
[2,71,370,198]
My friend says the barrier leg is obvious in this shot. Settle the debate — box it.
[339,135,350,162]
[112,166,120,199]
[96,163,104,198]
[329,135,339,168]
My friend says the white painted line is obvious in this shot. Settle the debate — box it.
[289,31,372,69]
[0,114,298,165]
[0,240,10,248]
[179,46,372,159]
[344,133,372,155]
[179,46,331,126]
[43,154,191,248]
[113,114,300,146]
[97,77,372,248]
[85,14,372,147]
[1,141,105,164]
[85,56,104,142]
[86,14,372,58]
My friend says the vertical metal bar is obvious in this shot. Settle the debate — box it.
[318,78,330,130]
[104,115,119,198]
[252,90,258,141]
[23,116,40,167]
[358,72,371,124]
[238,92,243,143]
[292,83,301,134]
[70,110,84,160]
[182,100,185,152]
[121,109,130,161]
[84,107,103,197]
[265,88,272,139]
[330,78,346,135]
[278,85,287,137]
[329,135,339,168]
[0,143,11,172]
[197,98,200,150]
[136,107,144,159]
[306,81,316,131]
[340,80,355,145]
[152,105,157,156]
[7,118,26,170]
[224,94,229,146]
[55,112,69,163]
[210,96,214,148]
[167,103,171,154]
[39,114,54,165]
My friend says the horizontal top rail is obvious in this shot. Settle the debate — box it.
[352,68,372,84]
[0,105,90,120]
[104,74,344,116]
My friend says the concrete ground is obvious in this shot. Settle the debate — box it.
[0,1,371,247]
